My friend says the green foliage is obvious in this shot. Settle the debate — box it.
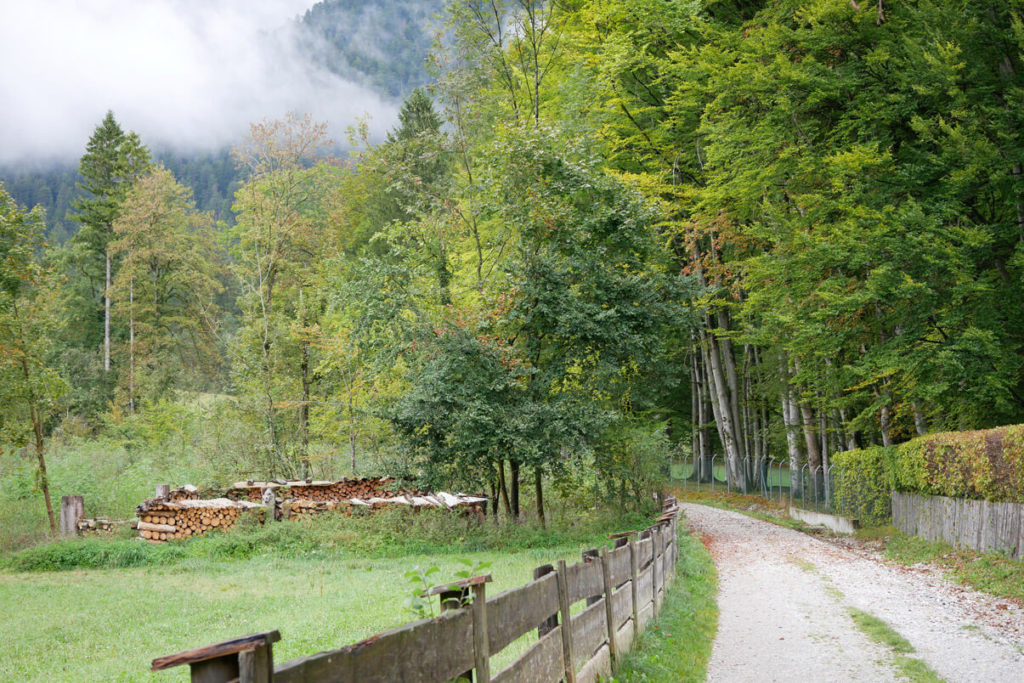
[831,447,895,526]
[891,425,1024,502]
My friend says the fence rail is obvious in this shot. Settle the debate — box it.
[151,498,681,682]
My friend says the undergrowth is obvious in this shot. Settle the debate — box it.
[2,506,652,572]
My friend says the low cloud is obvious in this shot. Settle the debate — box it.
[0,0,397,164]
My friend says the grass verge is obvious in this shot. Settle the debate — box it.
[611,528,718,682]
[847,607,945,682]
[884,533,1024,604]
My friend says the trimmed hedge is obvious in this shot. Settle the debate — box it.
[891,425,1024,502]
[831,446,895,527]
[830,424,1024,526]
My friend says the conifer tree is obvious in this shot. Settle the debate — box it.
[70,111,150,376]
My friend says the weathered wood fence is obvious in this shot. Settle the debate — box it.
[892,491,1024,560]
[151,498,681,682]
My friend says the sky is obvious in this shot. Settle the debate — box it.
[0,0,398,165]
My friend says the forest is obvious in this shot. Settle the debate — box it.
[3,0,1024,544]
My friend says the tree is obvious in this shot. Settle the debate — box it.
[230,113,335,477]
[70,111,150,378]
[110,166,224,412]
[0,185,66,535]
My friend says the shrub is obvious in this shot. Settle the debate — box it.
[831,446,894,526]
[892,425,1024,502]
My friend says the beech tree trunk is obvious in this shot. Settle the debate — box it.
[535,467,545,528]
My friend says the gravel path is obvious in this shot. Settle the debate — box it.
[683,503,1024,683]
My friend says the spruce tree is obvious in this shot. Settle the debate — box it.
[71,111,150,376]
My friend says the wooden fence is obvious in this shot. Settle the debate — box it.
[151,498,681,682]
[892,491,1024,560]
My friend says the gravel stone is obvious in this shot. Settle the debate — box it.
[683,503,1024,683]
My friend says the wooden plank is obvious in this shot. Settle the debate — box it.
[576,644,611,683]
[491,624,564,683]
[422,573,492,597]
[637,601,654,632]
[153,632,281,671]
[629,536,639,639]
[565,558,603,605]
[611,584,632,629]
[637,565,653,612]
[273,610,473,683]
[637,537,653,568]
[488,572,559,654]
[614,618,634,658]
[570,600,607,670]
[607,544,631,587]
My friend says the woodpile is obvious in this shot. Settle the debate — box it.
[134,498,265,543]
[134,477,489,542]
[75,518,124,536]
[224,477,427,503]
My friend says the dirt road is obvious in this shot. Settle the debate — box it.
[683,503,1024,682]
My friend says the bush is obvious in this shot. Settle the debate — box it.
[891,425,1024,502]
[831,447,895,526]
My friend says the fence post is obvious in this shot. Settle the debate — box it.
[599,548,618,668]
[472,581,490,683]
[238,643,273,683]
[628,535,639,640]
[533,564,558,637]
[651,526,661,619]
[59,495,84,538]
[556,560,577,683]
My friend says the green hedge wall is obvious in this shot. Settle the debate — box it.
[831,446,895,527]
[831,425,1024,526]
[891,425,1024,502]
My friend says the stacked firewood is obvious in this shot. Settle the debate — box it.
[76,518,121,535]
[224,477,427,502]
[134,499,264,543]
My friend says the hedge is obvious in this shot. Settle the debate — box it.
[831,446,895,527]
[830,424,1024,526]
[890,425,1024,503]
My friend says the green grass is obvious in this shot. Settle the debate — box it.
[884,533,1024,604]
[0,508,655,682]
[847,608,945,683]
[611,529,718,682]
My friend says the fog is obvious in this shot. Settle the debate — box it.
[0,0,398,165]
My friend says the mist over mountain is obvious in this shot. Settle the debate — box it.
[0,0,446,240]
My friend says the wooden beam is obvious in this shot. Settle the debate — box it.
[151,631,281,672]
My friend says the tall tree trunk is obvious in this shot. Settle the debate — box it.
[534,467,545,528]
[702,322,746,491]
[498,459,512,519]
[128,273,135,414]
[299,339,310,479]
[912,401,928,436]
[348,395,357,476]
[104,248,111,373]
[510,460,521,520]
[780,370,803,497]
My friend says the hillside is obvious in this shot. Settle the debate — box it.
[0,0,442,240]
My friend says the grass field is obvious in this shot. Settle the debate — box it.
[0,508,660,681]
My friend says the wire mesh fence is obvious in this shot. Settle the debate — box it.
[673,454,841,515]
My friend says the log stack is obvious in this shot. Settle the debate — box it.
[134,498,265,543]
[224,477,428,503]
